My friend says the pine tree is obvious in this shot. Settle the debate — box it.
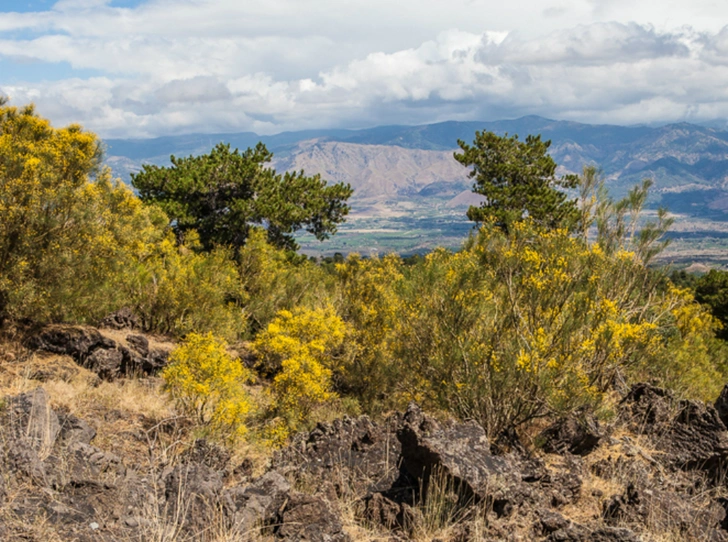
[455,131,580,233]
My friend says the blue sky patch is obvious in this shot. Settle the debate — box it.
[1,57,105,82]
[2,0,145,13]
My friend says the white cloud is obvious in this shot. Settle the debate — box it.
[1,1,728,136]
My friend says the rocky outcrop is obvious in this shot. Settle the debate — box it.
[621,382,728,478]
[538,413,603,456]
[273,412,403,496]
[28,325,169,380]
[4,382,728,541]
[275,493,350,541]
[99,307,140,330]
[397,402,508,501]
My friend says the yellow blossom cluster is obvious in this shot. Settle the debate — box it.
[254,306,349,432]
[163,332,254,440]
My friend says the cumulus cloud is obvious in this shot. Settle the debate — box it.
[1,0,728,136]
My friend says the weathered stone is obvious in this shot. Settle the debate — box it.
[621,383,728,479]
[99,307,139,330]
[85,347,124,380]
[28,325,115,360]
[363,492,408,531]
[144,348,169,373]
[7,387,60,451]
[539,414,603,456]
[225,470,291,533]
[397,403,507,501]
[57,411,96,446]
[68,442,122,472]
[549,525,639,542]
[125,334,149,357]
[536,509,570,534]
[276,493,350,541]
[274,413,403,497]
[28,325,168,379]
[181,439,231,473]
[165,462,224,533]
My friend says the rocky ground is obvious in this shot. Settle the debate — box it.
[2,320,728,541]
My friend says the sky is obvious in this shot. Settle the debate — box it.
[1,0,728,138]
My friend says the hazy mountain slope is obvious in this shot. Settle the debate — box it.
[272,140,469,200]
[105,116,728,201]
[103,116,728,261]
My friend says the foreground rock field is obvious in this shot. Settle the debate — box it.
[2,322,728,541]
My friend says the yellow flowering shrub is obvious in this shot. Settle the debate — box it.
[0,100,110,321]
[0,101,247,336]
[121,230,245,340]
[394,219,725,436]
[163,332,254,439]
[237,227,332,336]
[254,306,348,433]
[334,253,404,411]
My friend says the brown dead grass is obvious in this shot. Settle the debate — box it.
[0,339,177,467]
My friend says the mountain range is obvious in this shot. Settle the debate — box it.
[103,116,728,259]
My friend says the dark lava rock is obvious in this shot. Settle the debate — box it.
[57,411,96,447]
[3,388,67,483]
[590,527,640,542]
[364,492,402,530]
[536,509,570,535]
[6,386,60,451]
[99,307,139,330]
[621,383,728,478]
[620,383,675,429]
[224,471,291,533]
[27,326,115,360]
[165,462,224,533]
[125,334,149,357]
[274,413,403,496]
[716,384,728,430]
[362,492,422,534]
[549,525,639,542]
[85,347,125,380]
[603,481,727,538]
[143,346,169,374]
[28,324,168,379]
[275,493,350,541]
[539,413,603,456]
[181,438,231,473]
[67,442,123,476]
[397,403,508,502]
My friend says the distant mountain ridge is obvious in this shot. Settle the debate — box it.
[103,116,728,228]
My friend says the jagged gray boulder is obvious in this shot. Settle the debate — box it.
[225,471,291,533]
[164,462,224,533]
[57,411,96,447]
[28,325,169,380]
[27,326,115,360]
[538,413,603,456]
[99,307,139,330]
[275,493,350,541]
[621,383,728,478]
[7,386,60,452]
[274,413,403,496]
[397,403,508,501]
